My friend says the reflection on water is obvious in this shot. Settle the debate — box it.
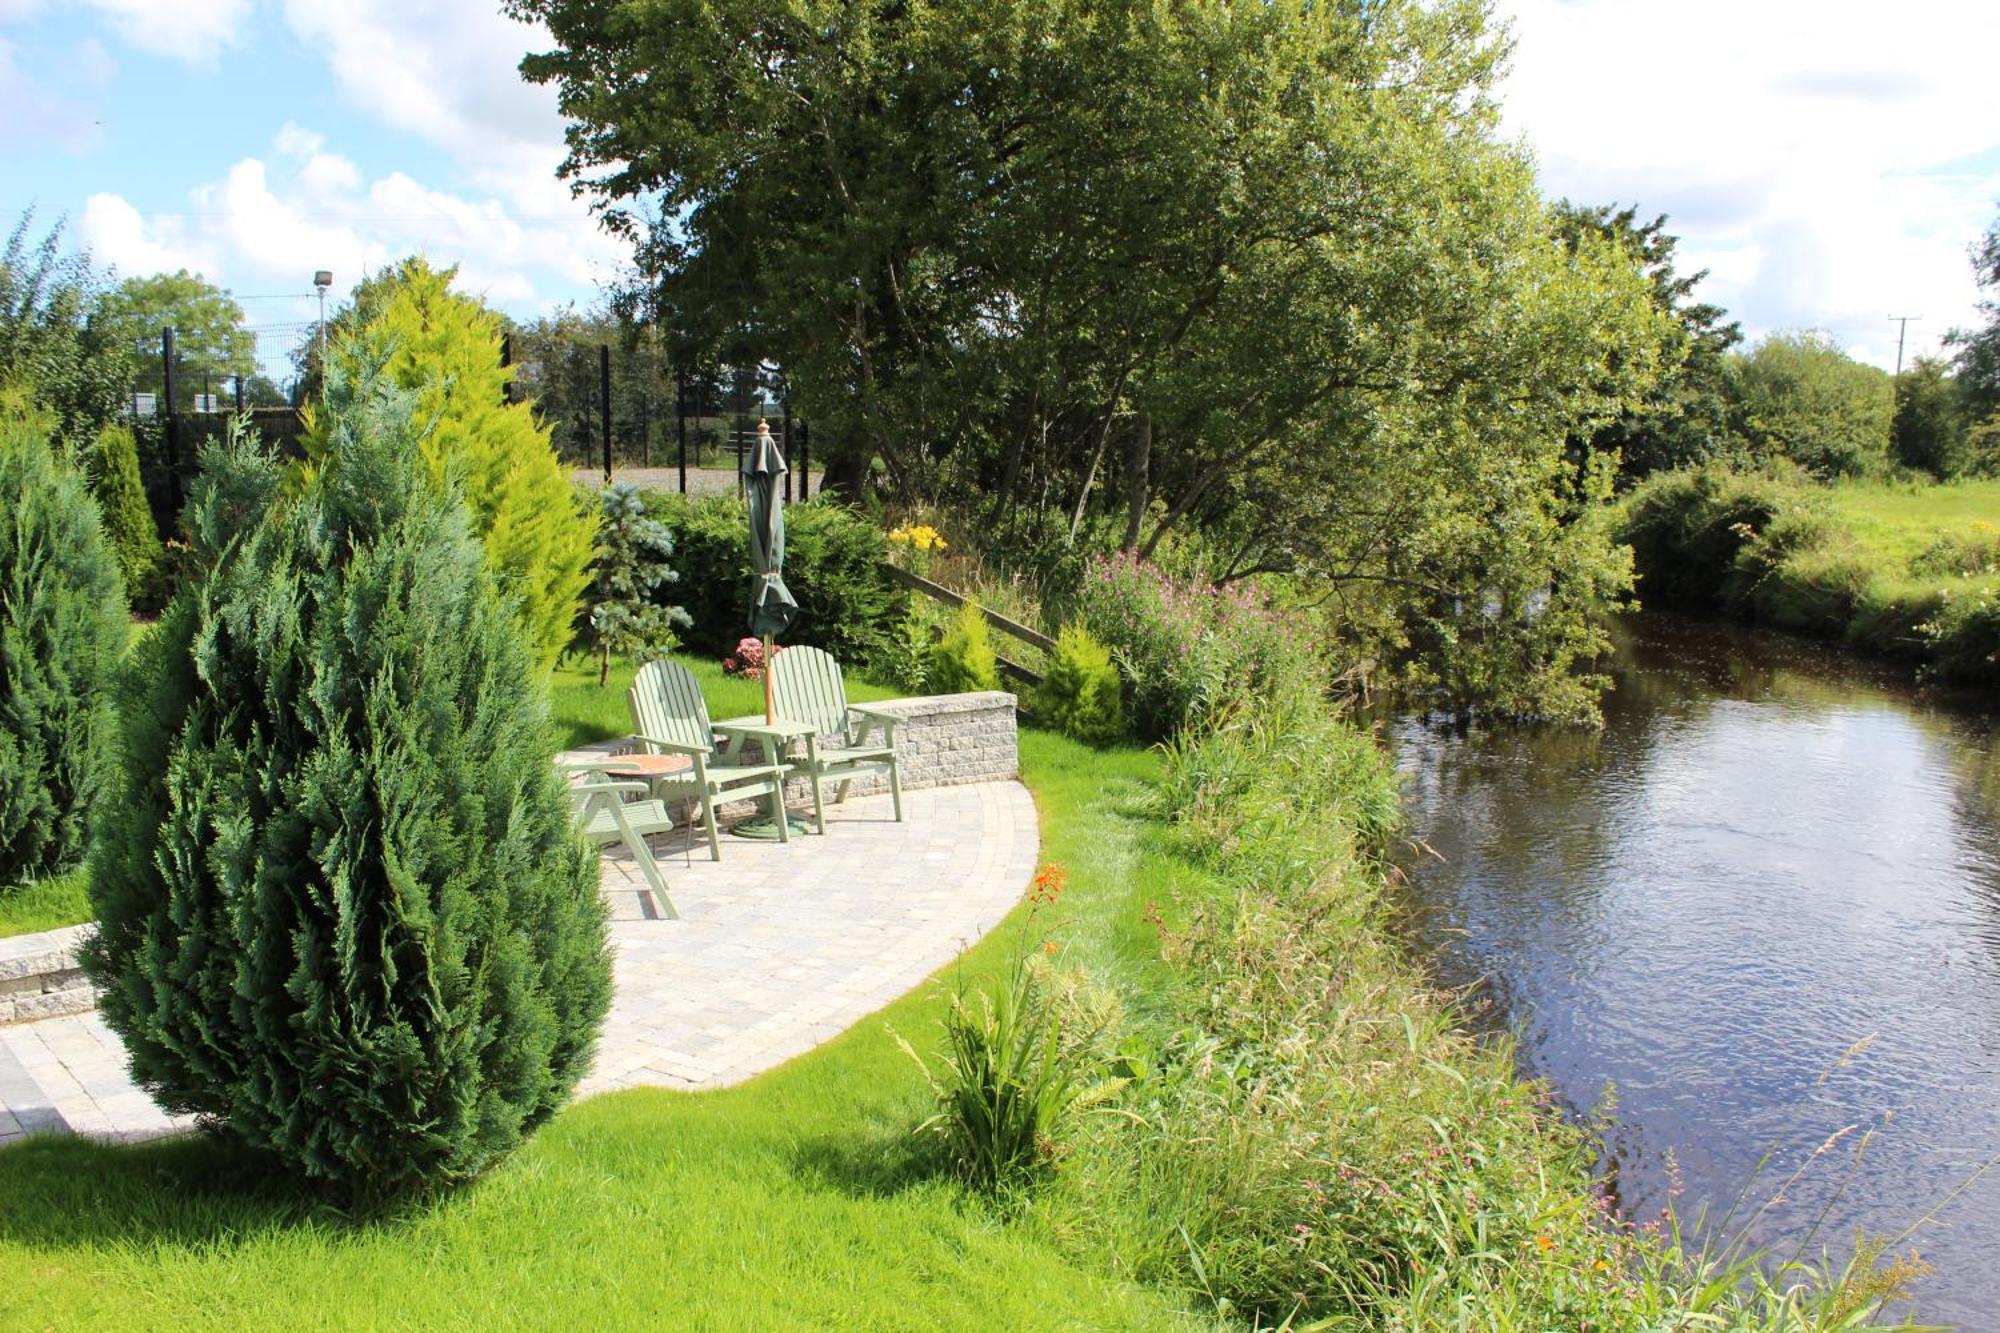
[1394,615,2000,1328]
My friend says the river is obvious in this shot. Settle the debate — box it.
[1393,613,2000,1328]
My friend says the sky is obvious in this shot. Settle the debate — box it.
[2,0,1998,375]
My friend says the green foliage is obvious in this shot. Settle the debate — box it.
[902,917,1123,1193]
[1030,624,1125,745]
[1619,466,2000,687]
[876,607,935,695]
[85,371,611,1206]
[1891,357,1969,478]
[641,491,907,665]
[1553,202,1743,479]
[0,212,129,454]
[86,423,164,608]
[1074,551,1326,739]
[94,269,255,397]
[517,0,1672,720]
[927,600,1000,694]
[581,482,691,684]
[0,417,125,887]
[1949,210,2000,423]
[309,258,599,674]
[1730,331,1894,478]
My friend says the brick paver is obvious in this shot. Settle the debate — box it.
[0,782,1037,1148]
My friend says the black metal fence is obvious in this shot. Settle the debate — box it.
[134,324,820,533]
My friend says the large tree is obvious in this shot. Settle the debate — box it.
[1949,210,2000,429]
[514,0,1672,719]
[0,211,129,453]
[1553,203,1742,480]
[1728,331,1893,479]
[95,269,257,399]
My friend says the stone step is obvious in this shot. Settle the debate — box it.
[0,924,97,1026]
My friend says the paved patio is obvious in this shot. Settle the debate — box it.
[0,781,1038,1149]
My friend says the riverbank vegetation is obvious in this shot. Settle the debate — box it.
[1620,469,2000,686]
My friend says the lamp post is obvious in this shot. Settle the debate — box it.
[313,270,333,393]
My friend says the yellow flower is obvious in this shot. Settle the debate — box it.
[1533,1233,1554,1253]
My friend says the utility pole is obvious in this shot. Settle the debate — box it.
[1888,315,1923,376]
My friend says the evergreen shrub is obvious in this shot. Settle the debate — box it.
[308,258,598,674]
[927,600,1001,694]
[642,491,906,666]
[86,371,610,1205]
[0,417,126,886]
[88,422,165,608]
[1030,624,1125,745]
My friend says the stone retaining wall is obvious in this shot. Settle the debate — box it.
[0,925,93,1026]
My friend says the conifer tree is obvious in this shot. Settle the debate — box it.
[88,359,609,1203]
[87,422,164,607]
[307,258,598,673]
[0,415,125,885]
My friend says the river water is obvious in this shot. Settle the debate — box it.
[1393,614,2000,1328]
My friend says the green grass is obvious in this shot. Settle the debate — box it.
[1826,477,2000,566]
[0,733,1197,1331]
[0,869,90,940]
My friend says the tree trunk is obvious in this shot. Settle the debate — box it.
[1121,412,1151,550]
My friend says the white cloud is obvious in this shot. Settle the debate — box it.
[85,125,620,320]
[79,192,211,277]
[1498,0,2000,368]
[280,0,571,213]
[80,0,249,66]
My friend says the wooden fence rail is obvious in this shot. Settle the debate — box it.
[880,562,1048,686]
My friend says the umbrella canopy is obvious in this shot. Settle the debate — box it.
[744,419,799,643]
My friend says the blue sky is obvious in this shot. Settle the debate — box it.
[4,0,1998,373]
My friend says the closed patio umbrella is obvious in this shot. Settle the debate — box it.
[744,419,798,724]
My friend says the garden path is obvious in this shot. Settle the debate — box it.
[0,781,1037,1147]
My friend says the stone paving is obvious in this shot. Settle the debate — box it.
[0,781,1038,1148]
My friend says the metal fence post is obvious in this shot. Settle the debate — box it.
[676,369,688,494]
[599,343,613,482]
[782,398,793,503]
[161,327,180,506]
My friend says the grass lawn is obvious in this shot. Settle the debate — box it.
[0,732,1200,1330]
[0,870,89,940]
[1826,476,2000,567]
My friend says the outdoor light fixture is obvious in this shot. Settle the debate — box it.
[312,269,333,392]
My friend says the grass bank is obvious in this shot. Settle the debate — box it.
[1620,468,2000,687]
[2,692,1922,1325]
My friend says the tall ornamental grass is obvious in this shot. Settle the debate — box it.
[86,365,610,1206]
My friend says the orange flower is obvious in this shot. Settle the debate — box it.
[1533,1233,1555,1253]
[1029,862,1069,905]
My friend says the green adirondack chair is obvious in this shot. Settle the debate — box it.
[630,659,795,861]
[559,757,681,920]
[769,645,904,833]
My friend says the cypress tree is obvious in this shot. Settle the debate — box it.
[87,357,610,1204]
[0,415,126,885]
[87,422,165,608]
[306,259,599,674]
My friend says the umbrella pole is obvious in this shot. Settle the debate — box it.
[763,635,776,724]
